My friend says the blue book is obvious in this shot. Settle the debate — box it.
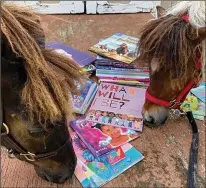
[73,81,98,114]
[72,132,144,188]
[191,83,205,104]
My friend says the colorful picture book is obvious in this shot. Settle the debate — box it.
[72,132,144,188]
[180,93,205,120]
[46,42,96,67]
[73,81,98,114]
[190,83,205,104]
[89,33,139,64]
[70,117,140,156]
[86,83,146,131]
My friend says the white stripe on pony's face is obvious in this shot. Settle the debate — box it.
[150,58,160,74]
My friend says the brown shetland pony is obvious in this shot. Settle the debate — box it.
[136,2,206,127]
[1,4,86,183]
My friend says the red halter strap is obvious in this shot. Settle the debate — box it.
[145,14,202,109]
[182,14,189,22]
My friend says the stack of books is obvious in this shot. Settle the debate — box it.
[46,40,145,188]
[89,33,150,87]
[70,82,146,187]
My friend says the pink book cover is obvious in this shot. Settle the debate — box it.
[86,83,146,131]
[70,117,140,156]
[72,132,144,188]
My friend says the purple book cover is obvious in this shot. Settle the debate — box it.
[70,117,140,157]
[46,42,96,67]
[86,83,146,131]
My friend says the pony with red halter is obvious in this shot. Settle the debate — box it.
[136,1,206,127]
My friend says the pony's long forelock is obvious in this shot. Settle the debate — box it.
[165,1,206,68]
[1,4,87,127]
[137,14,202,90]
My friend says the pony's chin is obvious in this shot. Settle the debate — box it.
[34,166,73,184]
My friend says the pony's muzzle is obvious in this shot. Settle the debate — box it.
[34,157,77,184]
[142,103,169,127]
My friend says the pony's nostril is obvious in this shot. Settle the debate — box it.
[161,116,168,124]
[144,115,154,123]
[149,116,154,124]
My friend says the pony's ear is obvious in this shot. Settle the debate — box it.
[156,6,166,18]
[198,27,206,40]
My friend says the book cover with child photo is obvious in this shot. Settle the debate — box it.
[86,83,146,131]
[72,132,144,188]
[70,117,140,157]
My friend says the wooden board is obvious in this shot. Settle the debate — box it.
[40,1,60,4]
[4,1,84,14]
[86,1,161,14]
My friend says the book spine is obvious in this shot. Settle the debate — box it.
[99,80,149,87]
[96,69,149,76]
[96,67,148,72]
[95,63,136,69]
[97,76,150,82]
[81,85,98,114]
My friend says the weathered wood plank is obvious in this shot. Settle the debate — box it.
[86,1,161,14]
[3,1,85,14]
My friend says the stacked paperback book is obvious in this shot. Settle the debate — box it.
[70,82,146,187]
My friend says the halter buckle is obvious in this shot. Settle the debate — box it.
[3,123,9,134]
[7,149,16,158]
[170,109,186,117]
[169,100,182,109]
[20,152,36,162]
